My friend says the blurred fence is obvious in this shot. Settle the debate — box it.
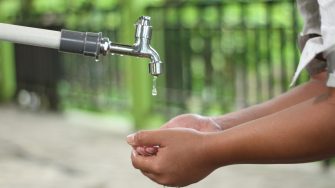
[7,0,306,120]
[146,0,305,117]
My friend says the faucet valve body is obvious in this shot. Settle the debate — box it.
[59,16,163,76]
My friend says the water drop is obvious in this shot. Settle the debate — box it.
[152,76,158,96]
[111,53,115,56]
[95,58,99,62]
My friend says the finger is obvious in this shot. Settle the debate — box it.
[135,146,158,156]
[127,130,165,147]
[131,150,159,173]
[135,146,147,156]
[132,147,147,156]
[145,146,159,155]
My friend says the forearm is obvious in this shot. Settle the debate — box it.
[207,88,335,166]
[211,73,327,130]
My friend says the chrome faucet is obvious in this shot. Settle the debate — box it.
[94,16,163,76]
[105,16,163,76]
[0,16,163,77]
[60,16,163,76]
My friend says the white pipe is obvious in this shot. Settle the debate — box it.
[0,23,61,49]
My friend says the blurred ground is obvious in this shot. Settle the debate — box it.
[0,106,334,188]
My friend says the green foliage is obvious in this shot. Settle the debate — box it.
[96,0,118,11]
[0,42,16,101]
[32,0,66,13]
[181,6,198,28]
[223,3,242,27]
[0,0,20,22]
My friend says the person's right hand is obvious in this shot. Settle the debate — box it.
[128,128,219,187]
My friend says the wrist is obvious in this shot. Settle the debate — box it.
[210,115,240,130]
[202,132,240,168]
[206,117,223,131]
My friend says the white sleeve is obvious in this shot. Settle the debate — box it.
[318,0,335,56]
[291,1,323,86]
[291,0,335,87]
[318,0,335,87]
[296,0,321,35]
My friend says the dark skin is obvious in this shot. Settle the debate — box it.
[127,72,335,187]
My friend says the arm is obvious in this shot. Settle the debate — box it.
[128,87,335,187]
[211,72,328,130]
[135,73,328,156]
[160,73,328,133]
[208,87,335,166]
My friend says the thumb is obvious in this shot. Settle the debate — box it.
[127,130,164,147]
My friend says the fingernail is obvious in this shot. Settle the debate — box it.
[136,146,146,156]
[127,133,135,145]
[145,147,158,154]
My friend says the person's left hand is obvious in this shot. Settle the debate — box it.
[161,114,222,132]
[134,114,222,156]
[127,128,218,187]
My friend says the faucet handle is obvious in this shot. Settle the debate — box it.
[137,16,151,25]
[135,16,152,40]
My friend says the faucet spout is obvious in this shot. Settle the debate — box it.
[146,46,163,76]
[108,43,163,76]
[107,16,163,76]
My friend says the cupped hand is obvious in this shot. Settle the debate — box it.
[134,114,221,156]
[127,128,218,187]
[162,114,222,132]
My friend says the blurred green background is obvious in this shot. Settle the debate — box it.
[0,0,307,130]
[1,1,335,188]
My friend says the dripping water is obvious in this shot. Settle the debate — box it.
[152,76,158,96]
